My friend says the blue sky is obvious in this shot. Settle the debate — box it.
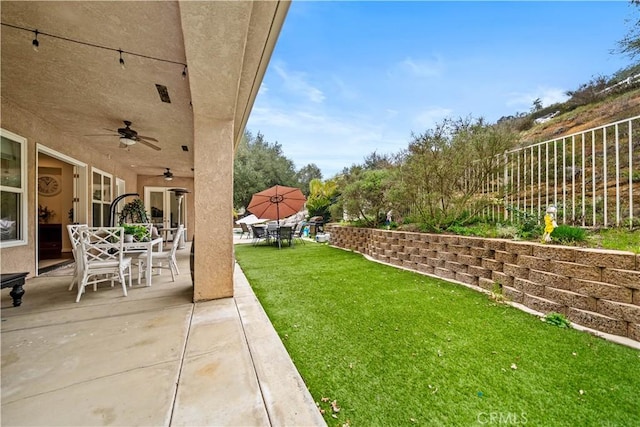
[246,1,636,178]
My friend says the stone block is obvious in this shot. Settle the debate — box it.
[503,286,524,303]
[572,278,633,303]
[575,248,636,269]
[478,277,495,291]
[425,257,444,268]
[417,263,435,275]
[439,235,459,245]
[434,267,455,281]
[430,242,446,252]
[458,236,486,248]
[523,294,565,315]
[448,244,471,256]
[492,271,514,287]
[405,246,419,255]
[514,278,546,297]
[439,252,458,262]
[628,323,640,342]
[634,290,640,306]
[517,255,549,272]
[402,260,416,268]
[567,307,628,337]
[482,258,503,272]
[544,286,597,311]
[445,261,468,273]
[531,245,577,262]
[551,260,602,281]
[529,269,572,291]
[457,254,482,267]
[456,272,478,286]
[601,268,640,290]
[390,258,402,266]
[468,265,492,279]
[470,247,494,258]
[597,299,640,324]
[503,263,530,280]
[494,250,517,264]
[484,239,506,251]
[504,241,534,256]
[409,254,423,263]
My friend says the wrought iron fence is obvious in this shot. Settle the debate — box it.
[476,115,640,228]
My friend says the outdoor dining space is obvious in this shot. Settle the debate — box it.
[238,184,310,249]
[66,224,184,302]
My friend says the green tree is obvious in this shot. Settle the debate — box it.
[295,163,323,197]
[306,178,337,222]
[339,166,393,227]
[391,117,517,230]
[233,130,298,209]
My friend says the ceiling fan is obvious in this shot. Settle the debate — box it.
[158,168,174,181]
[88,120,161,151]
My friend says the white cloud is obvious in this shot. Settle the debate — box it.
[248,101,408,177]
[399,56,444,78]
[272,63,325,103]
[413,107,453,129]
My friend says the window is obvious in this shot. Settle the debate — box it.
[1,129,27,247]
[91,168,112,226]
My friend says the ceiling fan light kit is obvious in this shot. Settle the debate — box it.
[119,137,136,146]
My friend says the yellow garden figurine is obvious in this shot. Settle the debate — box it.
[542,205,557,243]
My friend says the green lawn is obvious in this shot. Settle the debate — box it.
[235,243,640,427]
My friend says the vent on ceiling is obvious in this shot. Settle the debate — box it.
[155,84,171,103]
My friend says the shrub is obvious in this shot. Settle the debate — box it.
[551,224,587,244]
[543,312,571,328]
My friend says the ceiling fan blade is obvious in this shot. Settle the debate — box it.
[138,134,159,142]
[84,133,118,137]
[137,138,161,151]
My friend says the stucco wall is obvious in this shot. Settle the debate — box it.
[325,224,640,341]
[1,97,138,277]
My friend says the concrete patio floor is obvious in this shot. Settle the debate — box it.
[1,238,326,426]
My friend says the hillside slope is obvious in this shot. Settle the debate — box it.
[519,88,640,144]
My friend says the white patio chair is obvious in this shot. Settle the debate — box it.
[76,227,132,302]
[66,224,87,291]
[137,224,184,282]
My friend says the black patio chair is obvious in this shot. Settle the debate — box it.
[276,226,293,249]
[250,225,270,246]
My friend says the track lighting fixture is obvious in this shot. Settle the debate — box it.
[32,29,39,51]
[118,49,125,70]
[2,23,187,75]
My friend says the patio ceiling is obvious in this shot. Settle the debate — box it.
[1,1,285,178]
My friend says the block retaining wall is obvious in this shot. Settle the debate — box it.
[325,224,640,341]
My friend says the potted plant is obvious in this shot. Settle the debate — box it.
[118,198,149,224]
[38,205,56,224]
[122,224,150,242]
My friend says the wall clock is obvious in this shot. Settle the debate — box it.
[38,174,61,196]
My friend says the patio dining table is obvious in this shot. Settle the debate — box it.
[122,237,163,286]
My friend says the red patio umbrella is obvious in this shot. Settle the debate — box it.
[247,185,306,224]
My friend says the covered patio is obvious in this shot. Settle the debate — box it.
[1,241,325,426]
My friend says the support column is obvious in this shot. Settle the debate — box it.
[193,116,234,301]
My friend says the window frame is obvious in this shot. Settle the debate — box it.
[0,128,28,248]
[91,167,113,227]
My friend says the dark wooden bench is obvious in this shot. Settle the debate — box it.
[1,272,28,307]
